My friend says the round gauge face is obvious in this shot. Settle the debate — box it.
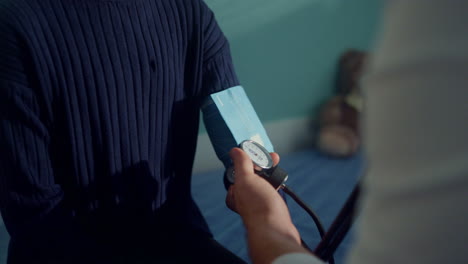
[240,140,273,169]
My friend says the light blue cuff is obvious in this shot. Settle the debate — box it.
[201,86,274,168]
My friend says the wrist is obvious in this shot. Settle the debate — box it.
[243,215,301,245]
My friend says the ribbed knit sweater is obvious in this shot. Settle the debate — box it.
[0,0,238,261]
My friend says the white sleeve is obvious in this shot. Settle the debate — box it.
[272,253,324,264]
[347,1,468,264]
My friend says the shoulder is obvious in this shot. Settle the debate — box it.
[0,1,19,41]
[0,0,37,33]
[0,0,31,18]
[161,0,214,19]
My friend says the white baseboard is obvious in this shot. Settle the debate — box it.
[193,117,315,173]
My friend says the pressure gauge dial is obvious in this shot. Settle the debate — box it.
[239,140,273,170]
[224,140,288,190]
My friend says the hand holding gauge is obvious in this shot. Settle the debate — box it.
[224,140,289,190]
[226,140,342,264]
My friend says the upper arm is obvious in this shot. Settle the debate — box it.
[198,0,239,96]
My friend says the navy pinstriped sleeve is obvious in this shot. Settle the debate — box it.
[0,6,100,263]
[200,0,239,96]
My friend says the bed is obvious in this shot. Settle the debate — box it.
[0,148,363,264]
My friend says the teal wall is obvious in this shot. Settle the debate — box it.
[202,0,383,128]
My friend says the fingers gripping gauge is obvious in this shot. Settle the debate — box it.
[224,140,289,190]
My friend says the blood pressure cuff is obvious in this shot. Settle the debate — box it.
[201,86,274,168]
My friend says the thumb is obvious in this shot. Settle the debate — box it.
[229,147,254,182]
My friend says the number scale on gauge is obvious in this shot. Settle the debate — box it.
[240,140,273,169]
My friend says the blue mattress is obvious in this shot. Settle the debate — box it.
[191,149,364,264]
[0,149,363,264]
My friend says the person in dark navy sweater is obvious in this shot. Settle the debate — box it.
[0,0,244,263]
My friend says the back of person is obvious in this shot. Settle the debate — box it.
[0,0,242,263]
